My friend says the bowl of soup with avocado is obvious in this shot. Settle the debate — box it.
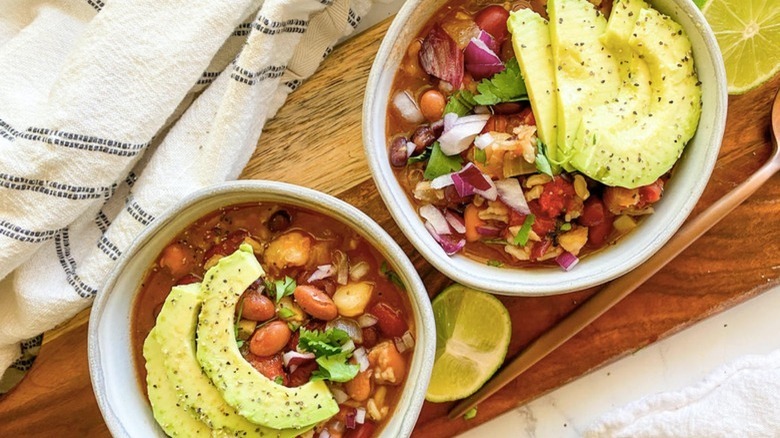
[88,181,435,437]
[362,0,727,295]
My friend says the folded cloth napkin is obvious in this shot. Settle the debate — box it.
[585,350,780,437]
[0,0,371,390]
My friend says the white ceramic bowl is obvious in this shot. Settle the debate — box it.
[88,181,435,437]
[363,0,728,296]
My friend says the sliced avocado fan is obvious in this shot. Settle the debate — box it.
[153,282,309,437]
[196,244,339,430]
[143,330,211,437]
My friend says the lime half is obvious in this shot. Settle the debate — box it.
[702,0,780,94]
[425,284,511,402]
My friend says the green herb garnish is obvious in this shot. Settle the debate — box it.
[535,139,554,177]
[443,89,477,117]
[513,214,535,246]
[486,259,503,267]
[473,58,528,106]
[274,376,284,385]
[560,223,572,232]
[381,261,406,290]
[265,276,296,303]
[298,328,359,383]
[234,298,244,342]
[464,407,478,420]
[474,147,487,164]
[408,145,433,164]
[424,142,463,180]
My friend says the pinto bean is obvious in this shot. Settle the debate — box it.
[240,290,275,322]
[249,320,292,357]
[293,285,338,321]
[389,136,410,168]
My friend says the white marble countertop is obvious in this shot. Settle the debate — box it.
[352,5,780,437]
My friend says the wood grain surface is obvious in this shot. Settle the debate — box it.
[1,17,778,438]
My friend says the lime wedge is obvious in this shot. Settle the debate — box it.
[702,0,780,94]
[425,284,511,402]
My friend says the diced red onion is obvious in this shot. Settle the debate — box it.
[430,172,454,189]
[474,133,494,149]
[355,408,367,424]
[331,388,349,404]
[556,251,580,271]
[464,34,505,80]
[307,264,335,282]
[444,210,466,234]
[476,225,502,237]
[326,318,363,344]
[282,350,315,368]
[438,114,490,156]
[425,222,467,255]
[473,176,498,201]
[495,178,531,214]
[393,90,424,124]
[477,30,500,53]
[419,24,464,87]
[357,313,378,328]
[345,410,357,429]
[420,204,451,235]
[353,347,370,372]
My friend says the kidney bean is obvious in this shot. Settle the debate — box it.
[475,5,510,42]
[249,320,292,357]
[492,102,523,115]
[419,89,446,121]
[287,360,318,387]
[345,421,376,438]
[370,302,408,338]
[268,209,292,232]
[240,289,276,322]
[389,136,410,167]
[411,125,437,152]
[293,285,338,321]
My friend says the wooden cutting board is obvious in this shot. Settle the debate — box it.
[0,17,778,438]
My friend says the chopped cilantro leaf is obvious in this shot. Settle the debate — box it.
[424,142,463,180]
[443,89,477,117]
[560,223,572,232]
[381,261,406,290]
[487,259,503,267]
[310,352,360,383]
[236,340,244,348]
[464,407,478,420]
[473,58,528,106]
[535,139,554,177]
[298,328,351,357]
[265,276,296,303]
[408,145,432,164]
[514,214,535,246]
[273,376,284,385]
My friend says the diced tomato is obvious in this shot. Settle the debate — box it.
[638,179,664,205]
[526,200,557,236]
[481,108,534,134]
[204,229,249,261]
[530,238,552,260]
[370,302,408,338]
[245,352,287,385]
[579,197,606,227]
[587,214,614,247]
[538,177,576,218]
[287,360,318,387]
[474,5,510,42]
[345,421,377,438]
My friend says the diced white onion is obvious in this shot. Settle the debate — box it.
[331,388,349,404]
[420,204,451,235]
[438,114,491,156]
[473,105,491,114]
[430,172,455,189]
[341,339,356,354]
[495,178,531,214]
[307,264,335,282]
[355,408,367,424]
[406,141,417,159]
[353,347,370,372]
[319,430,331,438]
[402,331,415,350]
[282,350,315,367]
[474,133,494,149]
[394,337,409,354]
[393,91,424,124]
[357,313,378,328]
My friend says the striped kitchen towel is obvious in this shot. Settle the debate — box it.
[0,0,372,391]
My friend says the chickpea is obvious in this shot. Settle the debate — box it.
[264,231,311,270]
[419,89,446,122]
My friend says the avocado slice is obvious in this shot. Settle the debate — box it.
[143,330,211,437]
[153,282,308,437]
[548,0,620,167]
[569,5,702,187]
[196,244,339,430]
[508,9,558,160]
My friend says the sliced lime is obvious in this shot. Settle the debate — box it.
[425,284,511,402]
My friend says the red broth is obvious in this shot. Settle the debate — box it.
[131,202,414,437]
